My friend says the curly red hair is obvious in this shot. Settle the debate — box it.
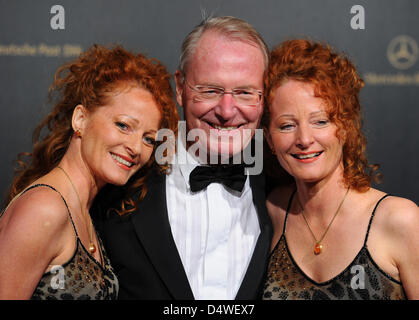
[263,39,380,192]
[7,44,179,214]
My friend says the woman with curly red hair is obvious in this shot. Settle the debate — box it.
[262,39,418,300]
[0,45,178,299]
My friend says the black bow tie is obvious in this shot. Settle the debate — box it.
[189,164,247,193]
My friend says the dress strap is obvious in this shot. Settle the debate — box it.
[20,184,80,238]
[363,194,390,246]
[282,189,297,236]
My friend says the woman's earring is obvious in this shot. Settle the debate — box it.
[75,130,82,138]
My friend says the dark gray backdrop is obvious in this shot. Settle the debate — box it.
[1,0,418,204]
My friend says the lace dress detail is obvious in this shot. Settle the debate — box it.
[263,191,406,300]
[9,184,118,300]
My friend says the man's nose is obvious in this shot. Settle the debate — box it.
[214,92,237,120]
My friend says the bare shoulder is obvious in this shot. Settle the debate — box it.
[0,185,72,298]
[1,185,70,242]
[371,190,419,245]
[375,193,418,229]
[370,191,419,298]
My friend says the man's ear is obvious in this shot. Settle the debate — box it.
[72,104,88,134]
[174,70,185,108]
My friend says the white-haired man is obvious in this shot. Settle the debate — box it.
[95,16,272,300]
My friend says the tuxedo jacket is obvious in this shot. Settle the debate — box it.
[94,171,273,300]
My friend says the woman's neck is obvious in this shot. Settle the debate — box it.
[58,150,100,211]
[294,168,349,224]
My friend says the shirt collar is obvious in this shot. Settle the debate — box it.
[177,139,201,189]
[175,139,251,192]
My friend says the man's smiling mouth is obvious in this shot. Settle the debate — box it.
[204,121,243,131]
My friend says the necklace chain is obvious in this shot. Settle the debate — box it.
[57,166,96,254]
[297,187,350,255]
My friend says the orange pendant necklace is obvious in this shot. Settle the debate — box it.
[57,166,96,254]
[314,243,323,255]
[298,187,349,255]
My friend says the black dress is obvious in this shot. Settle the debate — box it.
[263,191,406,300]
[6,184,119,300]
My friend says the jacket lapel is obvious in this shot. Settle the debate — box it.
[235,173,273,299]
[130,172,194,299]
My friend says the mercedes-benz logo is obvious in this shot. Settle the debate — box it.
[387,35,418,70]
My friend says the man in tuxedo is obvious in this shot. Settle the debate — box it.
[95,16,272,300]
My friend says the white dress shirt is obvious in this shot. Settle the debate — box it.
[166,142,260,300]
